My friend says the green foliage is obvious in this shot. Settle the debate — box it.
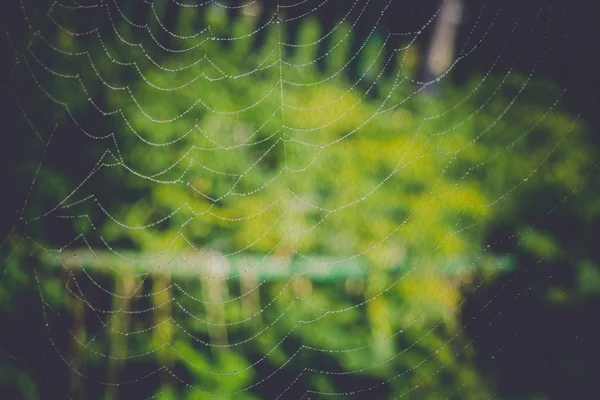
[2,4,598,399]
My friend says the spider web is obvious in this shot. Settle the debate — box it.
[1,0,599,399]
